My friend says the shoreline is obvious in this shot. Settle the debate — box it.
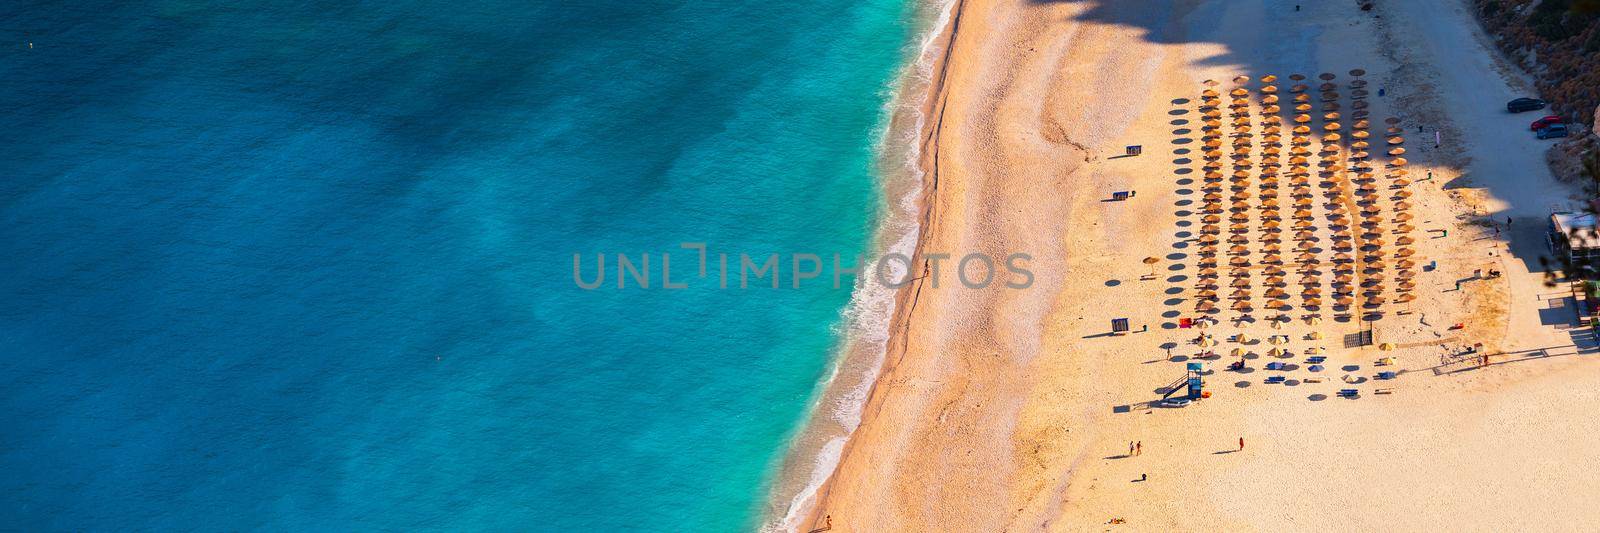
[792,0,965,528]
[761,0,966,530]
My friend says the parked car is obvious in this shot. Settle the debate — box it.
[1537,123,1569,139]
[1530,115,1562,130]
[1506,97,1547,112]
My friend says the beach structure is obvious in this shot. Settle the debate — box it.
[1549,212,1600,266]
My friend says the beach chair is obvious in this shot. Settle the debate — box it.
[1306,356,1327,364]
[1265,376,1286,384]
[1338,388,1360,398]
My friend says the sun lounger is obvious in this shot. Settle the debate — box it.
[1304,377,1324,383]
[1306,356,1326,364]
[1265,376,1286,384]
[1377,371,1396,380]
[1338,388,1360,397]
[1266,362,1285,370]
[1375,387,1395,394]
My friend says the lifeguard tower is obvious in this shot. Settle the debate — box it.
[1162,362,1205,400]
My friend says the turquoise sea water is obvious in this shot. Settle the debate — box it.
[0,1,913,530]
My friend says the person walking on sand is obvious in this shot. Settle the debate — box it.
[1238,437,1245,451]
[1129,442,1135,456]
[1136,441,1142,456]
[1140,473,1148,482]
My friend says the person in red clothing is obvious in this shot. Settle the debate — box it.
[1238,437,1244,451]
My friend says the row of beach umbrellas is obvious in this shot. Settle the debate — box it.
[1192,70,1423,314]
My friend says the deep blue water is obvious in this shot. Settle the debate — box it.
[0,1,912,530]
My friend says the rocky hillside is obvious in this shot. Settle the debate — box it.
[1473,0,1600,124]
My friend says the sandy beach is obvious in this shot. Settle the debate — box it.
[782,0,1600,530]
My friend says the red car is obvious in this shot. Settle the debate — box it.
[1531,115,1562,130]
